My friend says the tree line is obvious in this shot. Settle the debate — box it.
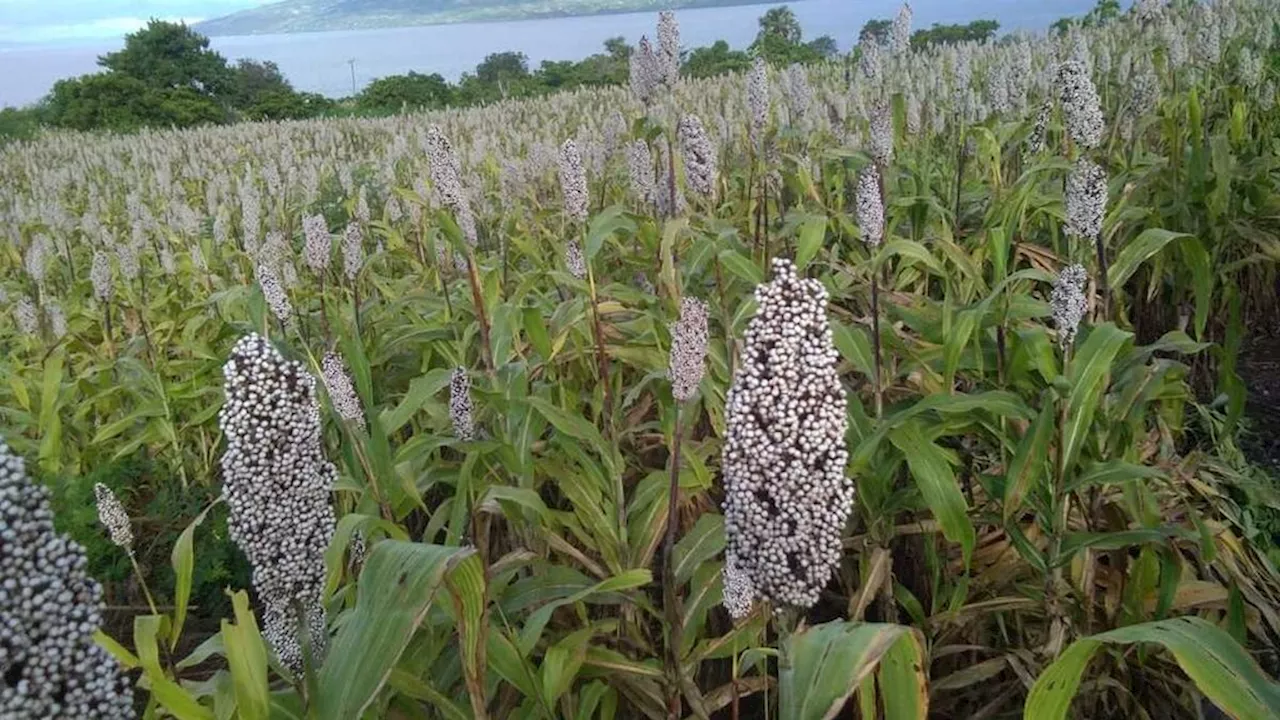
[0,6,1003,139]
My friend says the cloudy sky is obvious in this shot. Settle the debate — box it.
[0,0,267,43]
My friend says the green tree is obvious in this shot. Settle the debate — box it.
[860,18,892,44]
[356,71,453,113]
[228,58,293,108]
[475,51,530,85]
[910,20,1000,49]
[683,40,751,79]
[45,73,166,132]
[757,6,802,45]
[806,35,838,58]
[603,36,632,62]
[98,20,233,99]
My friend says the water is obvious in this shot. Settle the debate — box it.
[0,0,1093,109]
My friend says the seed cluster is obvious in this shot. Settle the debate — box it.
[855,168,884,247]
[721,258,852,611]
[342,222,364,282]
[1065,158,1107,241]
[219,334,336,673]
[747,58,769,145]
[628,140,655,205]
[1057,60,1105,149]
[302,214,330,275]
[321,352,365,432]
[92,483,133,552]
[657,11,680,88]
[90,251,113,302]
[629,36,661,105]
[1051,264,1089,349]
[668,296,709,402]
[558,139,590,224]
[720,556,755,620]
[0,438,134,719]
[678,115,717,198]
[449,367,475,442]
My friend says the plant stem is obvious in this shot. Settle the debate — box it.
[870,272,884,419]
[128,552,159,617]
[586,262,614,435]
[662,404,684,720]
[465,250,494,376]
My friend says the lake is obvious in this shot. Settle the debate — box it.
[0,0,1094,108]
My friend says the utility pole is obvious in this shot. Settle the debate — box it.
[347,58,357,96]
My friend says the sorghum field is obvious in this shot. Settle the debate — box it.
[5,1,1280,718]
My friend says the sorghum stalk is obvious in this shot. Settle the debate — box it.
[661,297,708,719]
[465,250,495,376]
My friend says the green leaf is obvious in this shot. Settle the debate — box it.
[524,305,553,359]
[889,423,975,566]
[171,501,216,651]
[379,368,452,435]
[673,514,725,586]
[94,629,139,670]
[37,349,63,473]
[1003,396,1055,521]
[445,553,488,718]
[795,213,828,270]
[1062,324,1132,472]
[833,321,876,379]
[221,590,270,720]
[1024,617,1280,720]
[781,621,918,720]
[519,569,651,655]
[1107,228,1190,290]
[585,204,634,261]
[1177,235,1213,340]
[314,541,472,720]
[718,248,764,286]
[878,630,928,720]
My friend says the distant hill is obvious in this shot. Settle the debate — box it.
[195,0,771,36]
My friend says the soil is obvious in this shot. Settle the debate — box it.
[1240,334,1280,474]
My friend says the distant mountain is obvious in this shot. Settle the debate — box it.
[195,0,769,35]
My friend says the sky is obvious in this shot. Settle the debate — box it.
[0,0,267,43]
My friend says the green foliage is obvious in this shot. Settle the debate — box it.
[750,6,835,65]
[98,19,234,97]
[683,40,751,79]
[909,20,1000,49]
[357,71,454,113]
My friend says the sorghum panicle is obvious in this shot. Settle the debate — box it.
[1057,60,1105,149]
[321,352,365,432]
[855,168,884,247]
[93,483,133,552]
[0,437,135,718]
[558,139,590,224]
[449,367,475,442]
[668,296,709,402]
[219,334,336,673]
[1065,158,1107,241]
[1051,264,1089,349]
[678,114,717,198]
[721,258,853,611]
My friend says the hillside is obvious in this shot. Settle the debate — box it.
[195,0,768,35]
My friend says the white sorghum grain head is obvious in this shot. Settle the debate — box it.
[855,167,884,247]
[657,11,681,87]
[1051,264,1089,349]
[628,140,656,205]
[1028,99,1053,155]
[1057,60,1105,149]
[668,296,709,402]
[14,295,38,335]
[630,36,662,104]
[747,57,769,145]
[721,258,852,611]
[559,139,590,224]
[93,483,133,551]
[721,556,755,620]
[1065,158,1107,241]
[321,352,365,432]
[565,239,587,279]
[678,114,717,198]
[255,261,293,328]
[302,214,330,275]
[890,2,913,55]
[449,367,475,442]
[219,334,336,673]
[44,301,66,340]
[869,100,894,165]
[343,222,363,282]
[0,437,135,718]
